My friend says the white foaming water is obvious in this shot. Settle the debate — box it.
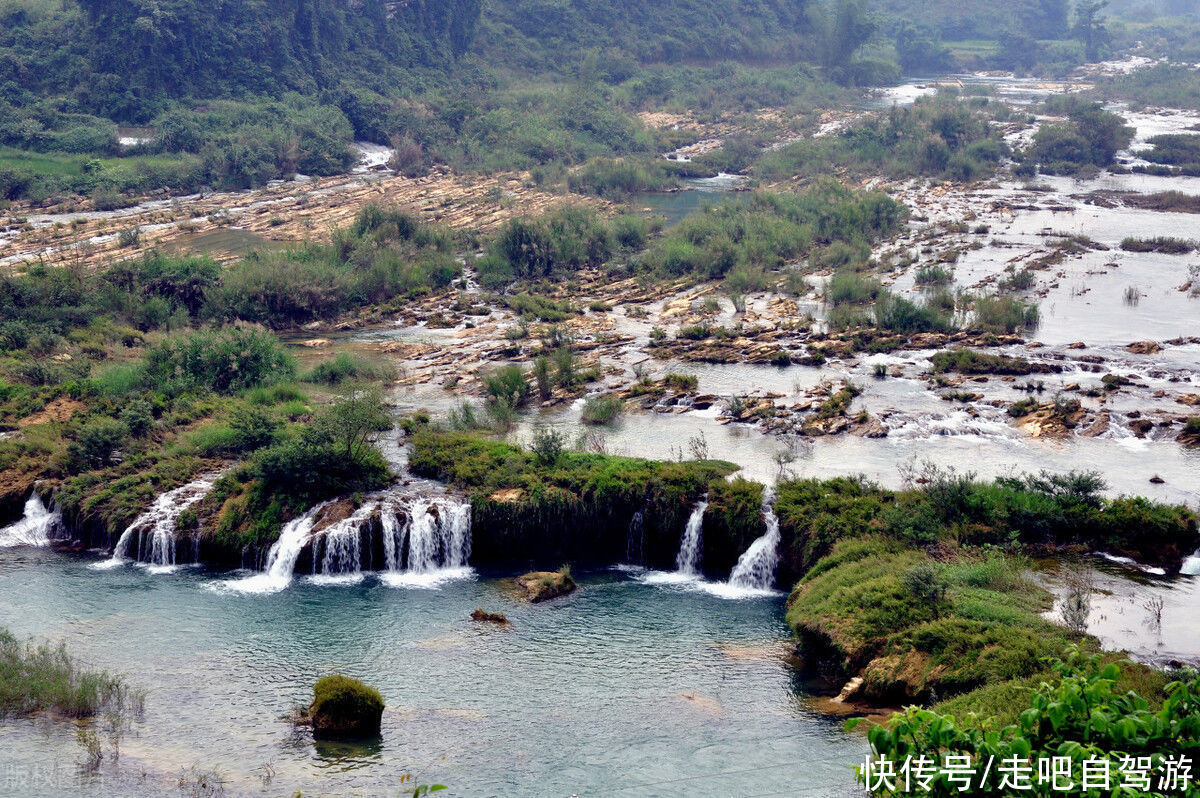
[95,474,219,571]
[309,502,376,585]
[1182,551,1200,577]
[0,493,62,548]
[220,503,328,594]
[674,498,709,575]
[381,498,473,589]
[727,487,781,592]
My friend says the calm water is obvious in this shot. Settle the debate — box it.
[0,548,864,797]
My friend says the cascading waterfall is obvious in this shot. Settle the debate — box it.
[381,497,472,588]
[674,498,709,575]
[1183,549,1200,577]
[0,492,62,548]
[727,487,780,591]
[222,503,328,593]
[96,473,220,571]
[312,502,377,582]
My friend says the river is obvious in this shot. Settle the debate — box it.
[0,548,862,797]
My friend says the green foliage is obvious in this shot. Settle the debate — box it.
[1024,97,1133,175]
[567,157,682,197]
[1119,236,1195,254]
[930,350,1038,376]
[759,94,1011,183]
[580,394,624,425]
[310,674,384,739]
[855,651,1200,796]
[641,182,906,282]
[483,365,531,409]
[303,353,396,385]
[213,206,458,326]
[143,328,295,395]
[0,628,141,719]
[68,417,128,471]
[874,291,954,334]
[828,273,881,305]
[970,295,1040,333]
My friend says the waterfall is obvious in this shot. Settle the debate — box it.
[381,504,408,572]
[1183,549,1200,577]
[312,502,377,583]
[381,497,473,588]
[222,503,328,593]
[0,492,62,548]
[727,487,780,591]
[96,473,219,571]
[624,510,645,565]
[675,498,709,575]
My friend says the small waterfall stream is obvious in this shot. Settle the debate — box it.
[727,487,780,592]
[223,503,328,593]
[674,498,709,575]
[96,473,220,571]
[0,493,62,548]
[1183,549,1200,577]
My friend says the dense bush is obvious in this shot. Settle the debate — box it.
[143,328,295,395]
[856,652,1200,796]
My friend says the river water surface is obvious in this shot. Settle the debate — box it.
[0,549,863,797]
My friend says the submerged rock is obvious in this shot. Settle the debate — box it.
[308,674,384,740]
[470,608,512,626]
[515,570,577,603]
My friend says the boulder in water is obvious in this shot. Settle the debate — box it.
[470,608,512,626]
[515,568,577,603]
[309,674,384,740]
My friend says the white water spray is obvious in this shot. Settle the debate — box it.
[381,497,472,588]
[727,487,780,591]
[221,503,328,593]
[674,498,709,575]
[1183,550,1200,577]
[96,474,219,571]
[0,493,62,548]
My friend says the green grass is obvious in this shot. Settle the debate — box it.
[0,628,142,719]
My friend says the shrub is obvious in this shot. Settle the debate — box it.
[827,273,880,305]
[874,292,953,334]
[144,328,295,395]
[68,418,128,470]
[309,674,384,740]
[854,652,1200,796]
[971,295,1039,333]
[530,425,566,465]
[303,353,395,385]
[581,394,624,425]
[484,365,530,408]
[118,401,154,437]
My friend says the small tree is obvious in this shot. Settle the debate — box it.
[313,387,393,462]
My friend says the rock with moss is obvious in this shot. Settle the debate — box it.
[515,568,577,603]
[308,674,384,740]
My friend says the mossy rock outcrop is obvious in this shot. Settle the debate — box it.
[516,570,577,602]
[309,674,384,740]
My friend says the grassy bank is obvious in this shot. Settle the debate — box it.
[408,426,738,568]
